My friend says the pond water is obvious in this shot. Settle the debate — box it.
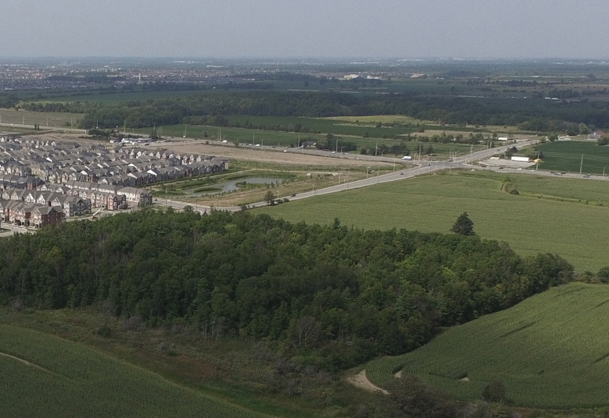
[194,177,285,195]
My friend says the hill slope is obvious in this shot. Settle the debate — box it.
[366,283,609,408]
[0,324,273,418]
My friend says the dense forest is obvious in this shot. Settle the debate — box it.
[0,209,574,370]
[16,88,609,133]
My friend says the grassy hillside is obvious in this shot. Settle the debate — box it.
[256,171,609,272]
[0,324,274,418]
[365,282,609,408]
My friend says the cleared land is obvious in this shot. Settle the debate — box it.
[145,139,392,168]
[0,324,274,418]
[256,170,609,272]
[365,283,609,408]
[0,108,83,128]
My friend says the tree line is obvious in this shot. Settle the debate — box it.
[0,209,574,371]
[15,89,609,132]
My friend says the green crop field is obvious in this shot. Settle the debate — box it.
[535,140,609,175]
[224,115,494,139]
[256,171,609,272]
[0,324,274,418]
[365,283,609,408]
[134,123,483,160]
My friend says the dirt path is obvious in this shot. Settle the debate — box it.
[346,370,389,395]
[0,351,52,373]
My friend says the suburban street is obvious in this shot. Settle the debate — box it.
[0,222,29,237]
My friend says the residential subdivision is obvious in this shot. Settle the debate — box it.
[0,135,228,227]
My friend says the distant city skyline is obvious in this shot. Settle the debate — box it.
[3,0,609,59]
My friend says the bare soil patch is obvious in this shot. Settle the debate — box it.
[347,370,389,395]
[39,133,380,169]
[152,141,376,168]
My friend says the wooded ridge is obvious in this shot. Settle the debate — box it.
[0,209,574,370]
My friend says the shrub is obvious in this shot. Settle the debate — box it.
[482,380,506,403]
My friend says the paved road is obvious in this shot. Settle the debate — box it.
[0,223,29,237]
[153,138,542,213]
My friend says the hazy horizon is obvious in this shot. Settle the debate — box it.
[3,0,609,60]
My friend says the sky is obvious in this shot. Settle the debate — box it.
[2,0,609,59]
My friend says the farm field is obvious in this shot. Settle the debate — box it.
[0,108,84,129]
[223,115,497,139]
[256,170,609,272]
[37,89,217,104]
[535,140,609,174]
[0,324,276,418]
[365,282,609,408]
[134,123,485,160]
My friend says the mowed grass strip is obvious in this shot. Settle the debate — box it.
[365,283,609,408]
[256,171,609,272]
[0,324,274,418]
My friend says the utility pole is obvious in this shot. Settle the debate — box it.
[580,154,584,174]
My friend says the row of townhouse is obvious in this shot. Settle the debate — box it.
[1,188,92,217]
[3,182,151,211]
[60,182,152,208]
[0,138,228,190]
[0,199,64,228]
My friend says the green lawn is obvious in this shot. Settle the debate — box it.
[255,171,609,272]
[0,324,274,418]
[365,282,609,408]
